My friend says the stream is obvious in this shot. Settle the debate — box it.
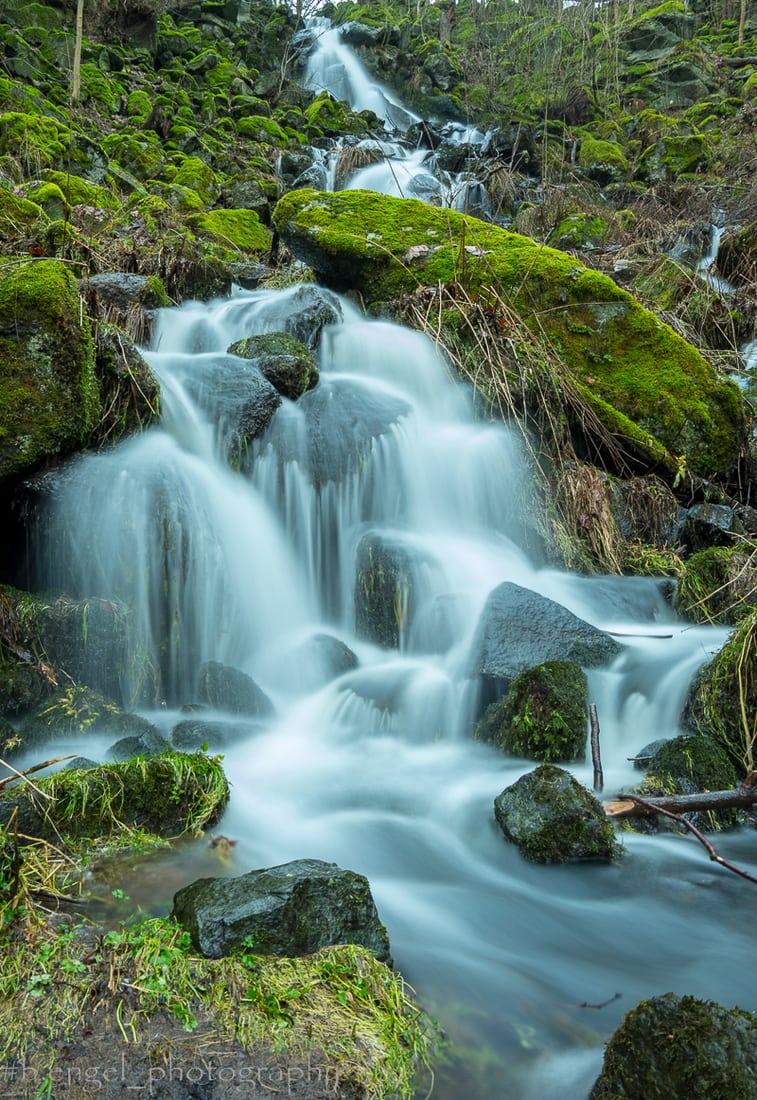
[21,19,757,1100]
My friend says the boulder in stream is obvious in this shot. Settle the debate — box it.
[590,992,757,1100]
[172,857,392,962]
[476,660,588,763]
[197,659,274,718]
[470,581,622,705]
[227,331,318,400]
[494,765,621,863]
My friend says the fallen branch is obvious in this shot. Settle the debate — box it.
[605,784,757,819]
[589,703,603,793]
[614,793,757,887]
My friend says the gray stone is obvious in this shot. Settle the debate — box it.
[171,858,392,962]
[197,660,273,718]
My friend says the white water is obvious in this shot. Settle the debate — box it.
[32,285,757,1099]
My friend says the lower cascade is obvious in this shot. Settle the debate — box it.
[27,284,754,1098]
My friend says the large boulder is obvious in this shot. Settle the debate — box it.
[273,190,746,479]
[590,993,757,1100]
[172,858,392,962]
[0,259,99,483]
[494,765,621,864]
[470,581,622,704]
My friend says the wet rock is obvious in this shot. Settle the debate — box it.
[494,765,621,863]
[169,717,256,750]
[470,581,622,705]
[629,738,670,769]
[590,993,757,1099]
[633,733,740,831]
[280,285,343,350]
[107,729,171,761]
[287,633,359,691]
[172,857,392,962]
[18,686,159,755]
[197,660,274,718]
[354,533,416,650]
[683,502,745,551]
[476,661,588,764]
[227,331,318,400]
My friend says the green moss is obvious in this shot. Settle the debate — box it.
[0,111,70,173]
[0,259,99,481]
[0,184,46,236]
[578,135,629,180]
[101,132,166,182]
[0,752,229,840]
[41,170,117,211]
[79,62,120,112]
[476,661,588,763]
[26,180,68,220]
[684,610,757,772]
[675,546,757,624]
[237,114,289,144]
[274,189,745,477]
[127,89,152,121]
[172,154,220,205]
[636,733,740,829]
[192,208,271,253]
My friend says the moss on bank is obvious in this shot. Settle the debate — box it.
[273,189,746,479]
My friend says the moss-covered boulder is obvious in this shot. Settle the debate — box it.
[17,685,158,752]
[683,610,757,772]
[0,259,99,483]
[172,858,392,962]
[227,331,318,399]
[578,135,629,183]
[493,764,621,863]
[476,661,588,763]
[590,993,757,1100]
[191,207,271,254]
[633,733,740,830]
[0,751,229,839]
[273,189,745,478]
[354,534,416,650]
[674,545,757,624]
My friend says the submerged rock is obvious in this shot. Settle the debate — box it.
[197,660,274,718]
[494,765,621,863]
[172,857,392,962]
[591,993,757,1100]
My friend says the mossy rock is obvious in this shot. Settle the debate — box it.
[578,135,629,183]
[191,208,271,254]
[683,610,757,772]
[590,993,757,1100]
[18,685,157,750]
[0,183,46,238]
[634,733,740,830]
[0,259,99,483]
[227,332,318,399]
[493,764,621,863]
[0,111,70,174]
[674,545,757,624]
[41,170,118,212]
[25,180,68,220]
[476,661,588,764]
[716,224,757,288]
[101,132,166,181]
[172,154,221,205]
[273,189,746,479]
[0,751,229,840]
[550,212,611,252]
[237,114,289,144]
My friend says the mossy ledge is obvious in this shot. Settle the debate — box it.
[273,189,746,479]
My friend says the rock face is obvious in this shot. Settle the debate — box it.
[273,189,746,479]
[172,858,392,962]
[0,259,99,483]
[493,765,620,863]
[470,581,621,704]
[590,993,757,1100]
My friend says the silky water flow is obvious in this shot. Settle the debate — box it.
[30,285,756,1098]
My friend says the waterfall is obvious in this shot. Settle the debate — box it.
[30,285,754,1099]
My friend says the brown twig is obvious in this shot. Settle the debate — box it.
[589,703,603,793]
[569,992,621,1010]
[619,793,757,886]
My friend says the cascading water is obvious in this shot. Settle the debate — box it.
[30,283,756,1099]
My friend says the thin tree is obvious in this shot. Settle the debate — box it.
[71,0,84,103]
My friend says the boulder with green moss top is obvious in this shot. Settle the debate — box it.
[197,660,274,717]
[494,765,621,863]
[17,685,158,751]
[0,184,46,239]
[632,733,740,830]
[578,136,629,183]
[191,207,271,254]
[683,609,757,772]
[0,751,229,839]
[227,332,317,399]
[354,533,418,651]
[273,189,746,479]
[590,992,757,1100]
[172,857,392,962]
[0,259,100,484]
[476,661,588,763]
[675,545,757,624]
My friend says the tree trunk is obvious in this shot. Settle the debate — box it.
[605,785,757,818]
[71,0,84,104]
